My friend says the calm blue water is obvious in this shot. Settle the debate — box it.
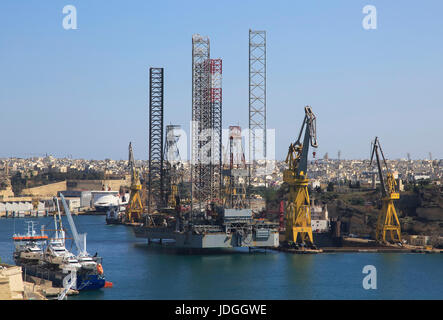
[1,216,442,300]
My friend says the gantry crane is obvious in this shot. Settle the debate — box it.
[283,106,318,247]
[370,137,402,243]
[125,142,144,223]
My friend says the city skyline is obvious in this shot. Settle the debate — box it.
[1,1,442,160]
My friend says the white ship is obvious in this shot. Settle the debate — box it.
[92,192,129,212]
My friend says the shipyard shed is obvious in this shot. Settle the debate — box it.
[59,190,92,209]
[0,200,45,213]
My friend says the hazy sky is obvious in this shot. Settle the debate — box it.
[0,0,442,161]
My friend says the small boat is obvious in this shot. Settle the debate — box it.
[77,255,97,270]
[19,245,44,261]
[59,257,82,271]
[12,221,48,263]
[44,238,81,269]
[106,205,123,225]
[42,207,80,268]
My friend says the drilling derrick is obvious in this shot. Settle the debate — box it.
[191,34,210,212]
[283,106,318,247]
[164,125,182,209]
[148,67,165,214]
[370,137,402,243]
[191,34,222,213]
[125,142,144,223]
[223,126,248,209]
[249,29,267,186]
[210,58,223,203]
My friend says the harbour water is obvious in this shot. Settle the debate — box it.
[0,216,442,300]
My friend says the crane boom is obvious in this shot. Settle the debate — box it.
[128,142,135,173]
[295,106,317,175]
[370,137,387,197]
[125,142,144,223]
[60,193,86,255]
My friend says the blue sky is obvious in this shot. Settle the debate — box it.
[0,0,442,160]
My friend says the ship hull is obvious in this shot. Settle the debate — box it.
[16,260,105,291]
[133,226,280,249]
[76,273,106,291]
[105,217,122,225]
[94,205,112,212]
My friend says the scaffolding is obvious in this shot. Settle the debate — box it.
[223,126,248,209]
[248,30,267,172]
[191,34,222,212]
[148,67,165,213]
[210,58,222,201]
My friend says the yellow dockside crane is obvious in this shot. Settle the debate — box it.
[283,106,318,247]
[370,137,402,243]
[125,142,144,223]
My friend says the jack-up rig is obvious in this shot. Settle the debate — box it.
[370,137,402,244]
[283,106,318,249]
[133,33,279,250]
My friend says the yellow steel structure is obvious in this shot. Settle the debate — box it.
[168,184,178,208]
[370,137,402,243]
[284,150,313,244]
[376,173,401,242]
[125,142,144,223]
[283,106,318,246]
[126,167,144,223]
[223,175,231,207]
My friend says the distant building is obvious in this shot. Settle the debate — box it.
[407,235,430,246]
[398,179,404,191]
[414,175,430,181]
[311,202,329,232]
[310,179,321,189]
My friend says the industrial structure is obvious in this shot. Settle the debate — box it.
[191,34,223,212]
[5,26,439,254]
[124,142,144,223]
[148,67,165,213]
[283,106,318,247]
[134,33,279,250]
[370,137,402,243]
[164,125,182,165]
[223,126,248,209]
[248,29,267,181]
[164,125,182,209]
